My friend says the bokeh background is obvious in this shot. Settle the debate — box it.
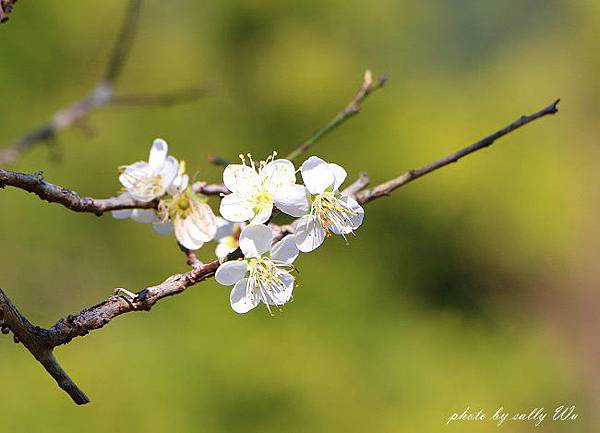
[0,1,598,432]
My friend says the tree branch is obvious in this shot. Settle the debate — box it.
[285,70,387,161]
[355,99,560,204]
[0,0,18,23]
[0,0,210,166]
[0,289,90,405]
[0,169,227,215]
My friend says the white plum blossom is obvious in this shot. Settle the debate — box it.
[119,138,179,202]
[219,152,296,225]
[273,156,364,252]
[214,217,245,259]
[155,163,217,250]
[215,224,299,314]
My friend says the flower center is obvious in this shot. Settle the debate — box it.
[311,192,358,237]
[247,257,293,313]
[254,190,273,208]
[124,172,164,197]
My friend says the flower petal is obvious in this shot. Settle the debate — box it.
[329,194,365,234]
[112,208,133,220]
[219,193,255,222]
[295,214,326,252]
[239,224,273,258]
[264,271,294,306]
[175,219,204,250]
[159,156,179,190]
[301,156,335,194]
[215,260,249,285]
[216,239,237,259]
[223,164,259,195]
[273,184,310,217]
[328,163,347,191]
[149,138,168,170]
[261,159,296,193]
[270,234,299,264]
[230,278,259,313]
[250,205,273,225]
[130,209,159,224]
[153,221,173,235]
[214,217,236,240]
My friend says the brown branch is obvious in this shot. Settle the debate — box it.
[0,0,210,166]
[178,243,203,267]
[0,289,89,405]
[355,99,561,204]
[0,169,227,215]
[285,69,387,161]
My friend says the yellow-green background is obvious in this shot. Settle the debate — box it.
[0,1,597,432]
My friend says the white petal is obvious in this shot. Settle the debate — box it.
[273,184,310,217]
[223,164,259,195]
[264,271,294,306]
[130,209,159,224]
[159,156,179,190]
[230,278,259,313]
[261,159,296,193]
[149,138,168,170]
[186,212,216,243]
[119,161,150,189]
[112,209,133,220]
[167,173,189,195]
[328,163,347,191]
[295,214,326,252]
[219,193,256,223]
[215,260,249,286]
[239,224,273,258]
[301,156,335,194]
[330,194,365,234]
[214,217,236,240]
[216,240,237,259]
[270,235,299,264]
[249,205,273,225]
[175,219,204,250]
[153,221,173,235]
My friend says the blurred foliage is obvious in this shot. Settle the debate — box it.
[0,0,596,432]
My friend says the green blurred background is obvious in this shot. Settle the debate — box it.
[0,0,597,431]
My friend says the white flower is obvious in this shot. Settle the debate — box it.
[215,224,299,314]
[111,192,161,224]
[157,186,218,250]
[118,138,179,202]
[219,152,296,224]
[273,156,364,252]
[214,217,245,259]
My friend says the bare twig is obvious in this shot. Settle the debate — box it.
[0,0,209,166]
[0,169,227,215]
[178,243,203,267]
[0,289,89,405]
[342,172,371,195]
[0,0,18,23]
[103,0,142,83]
[285,70,387,161]
[355,99,560,204]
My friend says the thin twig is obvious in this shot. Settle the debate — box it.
[178,243,203,267]
[355,99,560,204]
[103,0,142,83]
[285,70,387,161]
[0,0,210,166]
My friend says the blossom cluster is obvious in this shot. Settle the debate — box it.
[113,139,364,313]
